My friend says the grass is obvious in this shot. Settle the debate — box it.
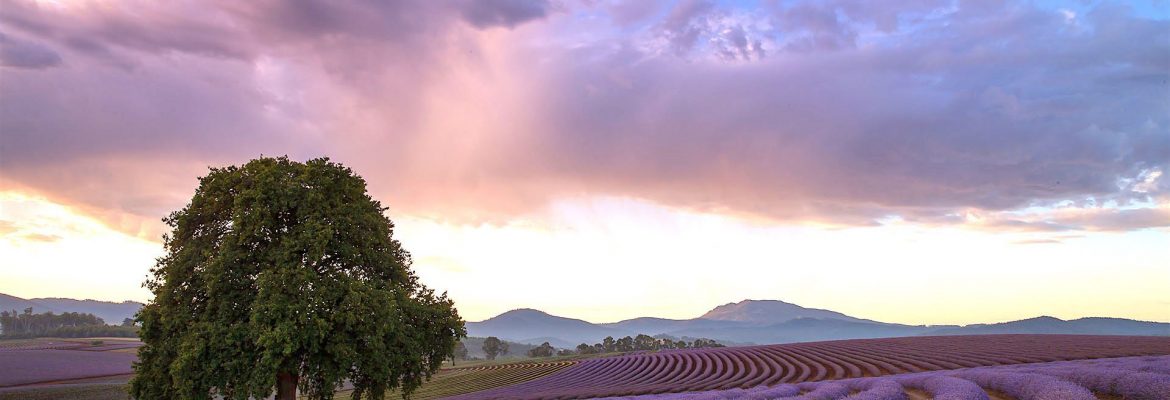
[368,361,574,399]
[0,384,129,400]
[330,354,618,400]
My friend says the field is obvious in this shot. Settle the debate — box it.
[449,335,1170,399]
[0,338,140,387]
[2,335,1168,399]
[0,338,140,400]
[576,356,1170,400]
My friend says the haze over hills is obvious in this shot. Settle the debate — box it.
[0,293,142,325]
[468,299,1170,347]
[7,293,1167,345]
[466,309,627,347]
[926,316,1170,337]
[700,300,874,324]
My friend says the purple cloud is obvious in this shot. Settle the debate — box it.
[0,32,60,69]
[0,0,1166,234]
[458,0,552,29]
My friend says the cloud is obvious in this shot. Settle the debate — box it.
[20,232,61,243]
[0,32,61,69]
[1057,207,1170,232]
[1012,239,1061,245]
[0,0,1166,236]
[457,0,551,29]
[608,0,669,27]
[0,220,16,235]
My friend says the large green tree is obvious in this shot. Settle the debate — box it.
[131,157,465,400]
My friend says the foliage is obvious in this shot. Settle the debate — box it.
[576,343,596,355]
[482,337,502,360]
[452,341,469,361]
[526,342,554,357]
[567,335,722,357]
[130,157,465,400]
[0,309,107,337]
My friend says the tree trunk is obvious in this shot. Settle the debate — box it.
[276,371,298,400]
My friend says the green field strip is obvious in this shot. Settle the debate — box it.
[330,360,578,400]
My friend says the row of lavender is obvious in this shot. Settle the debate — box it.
[448,335,1170,399]
[593,355,1170,400]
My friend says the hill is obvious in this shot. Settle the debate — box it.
[467,300,1169,347]
[0,293,142,325]
[465,309,627,345]
[26,298,143,325]
[699,299,873,324]
[0,293,57,314]
[924,316,1170,336]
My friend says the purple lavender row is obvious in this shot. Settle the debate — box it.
[951,370,1095,400]
[893,375,987,400]
[840,379,905,400]
[580,355,1170,400]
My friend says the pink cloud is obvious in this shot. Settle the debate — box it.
[0,0,1166,236]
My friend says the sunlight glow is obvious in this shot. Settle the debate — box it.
[0,191,160,302]
[398,197,1170,325]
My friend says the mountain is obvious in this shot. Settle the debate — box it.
[602,317,756,335]
[467,300,1169,348]
[700,299,873,325]
[469,300,932,346]
[0,293,58,314]
[0,293,142,325]
[465,309,628,345]
[674,317,945,344]
[28,298,143,325]
[923,316,1170,336]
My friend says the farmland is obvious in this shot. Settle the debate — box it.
[579,355,1170,400]
[0,338,139,387]
[0,338,139,400]
[450,335,1170,399]
[3,334,1169,399]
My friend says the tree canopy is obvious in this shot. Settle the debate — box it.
[526,342,554,357]
[482,336,502,360]
[130,157,465,400]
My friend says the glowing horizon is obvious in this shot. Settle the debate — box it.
[1,0,1167,327]
[2,190,1167,326]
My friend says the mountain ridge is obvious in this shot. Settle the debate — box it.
[468,300,1170,347]
[7,293,1165,346]
[0,293,143,325]
[700,299,875,325]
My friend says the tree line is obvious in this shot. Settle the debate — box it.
[0,308,138,338]
[455,334,726,361]
[575,334,724,355]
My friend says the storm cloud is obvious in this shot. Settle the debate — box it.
[0,0,1166,236]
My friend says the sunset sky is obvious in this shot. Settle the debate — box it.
[0,0,1167,325]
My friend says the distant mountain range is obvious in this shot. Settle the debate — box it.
[0,293,143,325]
[5,293,1165,346]
[467,299,1170,347]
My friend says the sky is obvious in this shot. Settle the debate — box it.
[0,0,1167,326]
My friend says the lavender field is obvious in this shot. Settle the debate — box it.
[450,335,1170,400]
[3,335,1169,400]
[0,339,139,388]
[577,355,1170,400]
